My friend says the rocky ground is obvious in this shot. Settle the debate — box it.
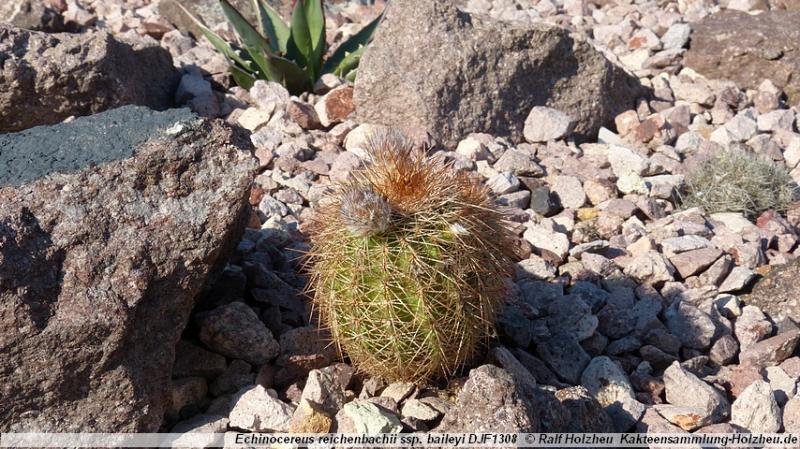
[2,0,800,443]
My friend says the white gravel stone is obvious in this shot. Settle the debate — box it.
[719,266,756,293]
[456,137,491,161]
[487,171,520,194]
[731,380,781,433]
[757,110,796,132]
[661,23,691,50]
[663,361,730,422]
[551,175,586,208]
[523,107,575,142]
[524,225,570,261]
[229,385,295,432]
[608,145,650,177]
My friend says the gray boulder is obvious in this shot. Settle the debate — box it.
[684,10,800,105]
[354,0,642,147]
[0,106,257,431]
[0,0,63,31]
[0,27,180,133]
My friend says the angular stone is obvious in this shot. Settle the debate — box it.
[580,356,646,432]
[654,405,712,431]
[663,361,730,422]
[664,301,716,350]
[0,27,179,133]
[731,380,781,433]
[554,386,615,432]
[735,305,774,351]
[342,399,403,433]
[718,267,756,293]
[437,365,540,432]
[196,302,280,366]
[551,175,586,209]
[0,0,63,31]
[229,385,295,432]
[354,0,641,147]
[0,107,255,431]
[624,251,675,285]
[668,247,722,279]
[289,399,333,433]
[523,107,575,142]
[300,369,346,416]
[535,333,591,385]
[740,331,800,369]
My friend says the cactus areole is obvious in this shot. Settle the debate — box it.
[307,130,517,382]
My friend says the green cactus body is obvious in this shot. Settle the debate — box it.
[307,130,516,382]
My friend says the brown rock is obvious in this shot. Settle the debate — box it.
[0,106,257,431]
[0,27,180,133]
[740,330,800,369]
[354,0,641,147]
[742,259,800,324]
[684,10,800,105]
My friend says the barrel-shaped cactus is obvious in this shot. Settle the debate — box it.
[306,130,517,382]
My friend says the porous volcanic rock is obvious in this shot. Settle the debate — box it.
[742,260,800,324]
[0,106,257,431]
[684,10,800,105]
[354,0,642,147]
[0,26,180,133]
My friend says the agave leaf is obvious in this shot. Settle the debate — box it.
[303,0,326,75]
[287,0,313,76]
[269,54,312,94]
[254,0,290,53]
[176,2,256,73]
[230,64,258,89]
[323,11,383,75]
[330,45,365,78]
[219,0,284,82]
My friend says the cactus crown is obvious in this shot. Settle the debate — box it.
[306,129,517,383]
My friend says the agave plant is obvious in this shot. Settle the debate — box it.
[179,0,383,93]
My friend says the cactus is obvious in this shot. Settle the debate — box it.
[306,130,517,382]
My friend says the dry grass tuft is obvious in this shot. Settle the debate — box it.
[680,149,797,218]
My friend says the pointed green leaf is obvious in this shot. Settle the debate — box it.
[269,54,312,94]
[219,0,284,82]
[303,0,326,76]
[230,64,258,89]
[254,0,290,53]
[330,45,365,78]
[323,10,383,74]
[176,2,256,73]
[287,0,313,75]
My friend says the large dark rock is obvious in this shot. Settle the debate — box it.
[684,10,800,105]
[0,0,63,31]
[0,106,257,431]
[742,260,800,324]
[354,0,642,147]
[0,27,180,133]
